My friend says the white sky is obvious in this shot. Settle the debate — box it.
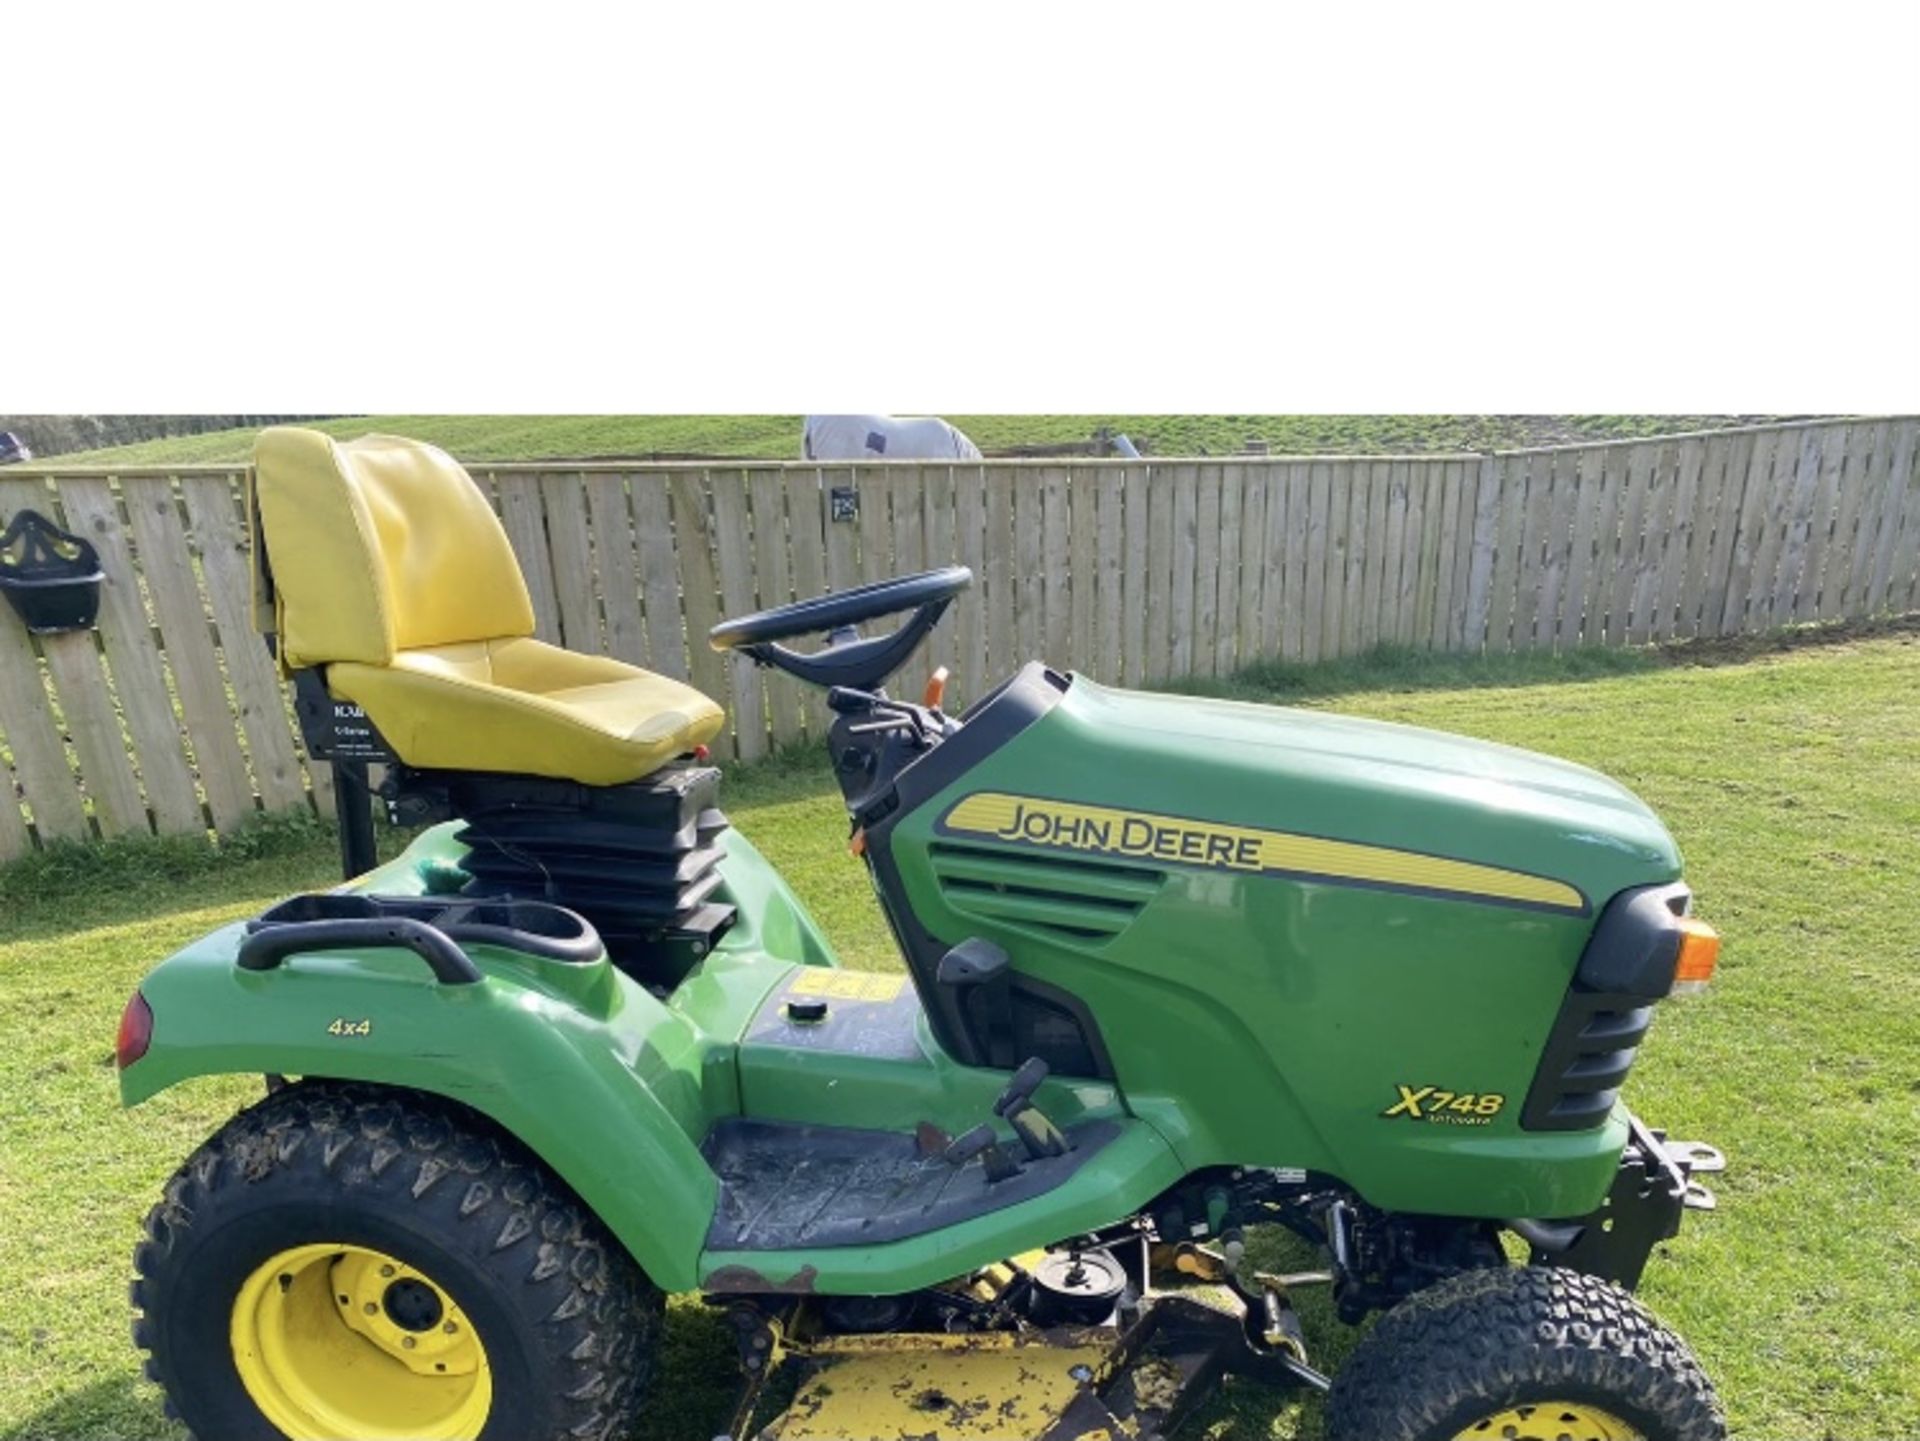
[5,3,1916,413]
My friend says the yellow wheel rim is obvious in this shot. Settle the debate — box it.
[230,1242,492,1440]
[1453,1401,1644,1441]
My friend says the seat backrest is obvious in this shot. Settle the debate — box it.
[253,427,535,669]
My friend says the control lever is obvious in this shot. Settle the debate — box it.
[846,713,928,741]
[826,685,881,714]
[944,1123,1023,1183]
[936,938,1015,1068]
[995,1057,1050,1114]
[994,1057,1073,1161]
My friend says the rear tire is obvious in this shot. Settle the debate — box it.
[1323,1265,1724,1441]
[132,1080,660,1441]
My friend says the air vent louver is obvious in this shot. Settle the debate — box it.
[1520,992,1655,1130]
[929,842,1162,940]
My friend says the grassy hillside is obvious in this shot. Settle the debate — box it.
[35,414,1776,466]
[2,628,1916,1439]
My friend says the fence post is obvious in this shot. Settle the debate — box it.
[1461,455,1501,651]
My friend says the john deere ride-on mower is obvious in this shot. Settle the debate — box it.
[118,429,1729,1441]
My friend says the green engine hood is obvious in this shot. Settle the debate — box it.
[1027,677,1682,912]
[879,670,1686,1212]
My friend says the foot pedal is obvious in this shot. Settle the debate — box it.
[995,1057,1073,1161]
[945,1123,1023,1183]
[1255,1284,1309,1364]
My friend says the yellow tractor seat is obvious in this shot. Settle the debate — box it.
[253,428,725,787]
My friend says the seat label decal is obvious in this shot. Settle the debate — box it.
[787,969,907,1003]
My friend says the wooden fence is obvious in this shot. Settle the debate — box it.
[1,416,1916,857]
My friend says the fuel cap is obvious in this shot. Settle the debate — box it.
[786,996,829,1024]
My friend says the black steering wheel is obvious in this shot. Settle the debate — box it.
[710,566,972,691]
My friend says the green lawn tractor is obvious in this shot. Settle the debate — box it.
[117,429,1729,1441]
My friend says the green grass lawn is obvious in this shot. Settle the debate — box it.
[37,415,1767,466]
[3,628,1916,1439]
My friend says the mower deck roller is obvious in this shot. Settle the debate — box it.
[116,429,1729,1441]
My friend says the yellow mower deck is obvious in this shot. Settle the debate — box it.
[732,1255,1325,1441]
[765,1332,1121,1440]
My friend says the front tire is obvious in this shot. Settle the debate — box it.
[1324,1266,1724,1441]
[132,1081,660,1441]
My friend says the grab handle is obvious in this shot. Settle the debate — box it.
[237,917,484,986]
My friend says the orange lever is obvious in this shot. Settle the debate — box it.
[923,666,951,710]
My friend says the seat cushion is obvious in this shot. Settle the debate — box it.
[329,637,725,786]
[255,428,537,668]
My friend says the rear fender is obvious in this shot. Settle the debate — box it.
[118,920,722,1293]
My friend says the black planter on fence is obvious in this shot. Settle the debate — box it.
[0,509,105,634]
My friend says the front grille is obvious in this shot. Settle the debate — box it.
[929,842,1162,941]
[1520,990,1655,1131]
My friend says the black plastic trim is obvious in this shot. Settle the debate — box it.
[238,917,484,985]
[1520,992,1655,1130]
[1005,970,1121,1080]
[401,764,737,985]
[1520,880,1691,1132]
[1575,880,1691,997]
[882,662,1069,825]
[250,892,605,965]
[856,664,1118,1076]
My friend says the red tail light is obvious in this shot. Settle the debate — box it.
[116,992,153,1070]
